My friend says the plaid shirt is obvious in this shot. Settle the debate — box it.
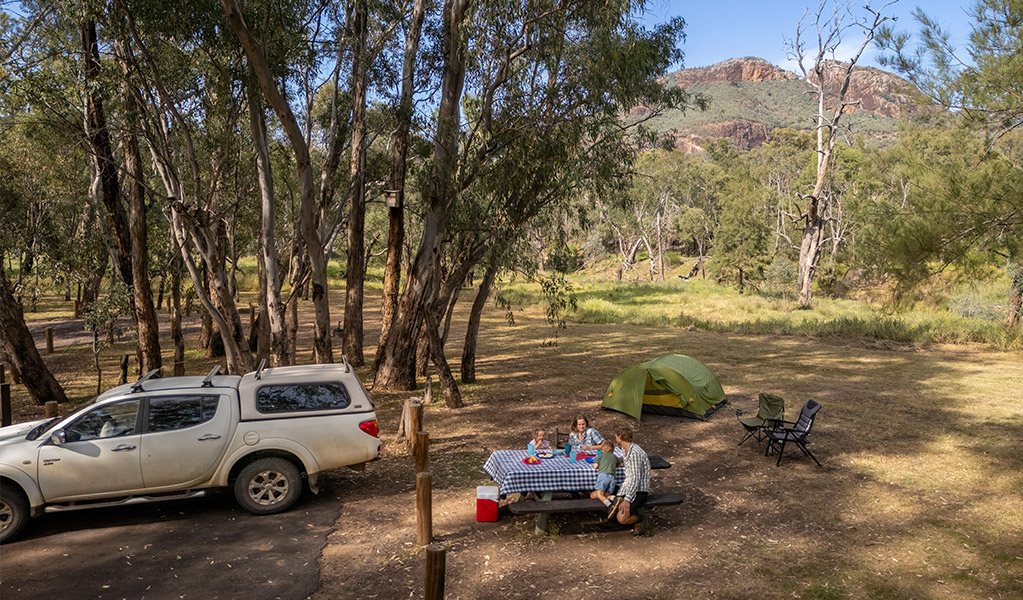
[618,442,650,503]
[568,427,604,447]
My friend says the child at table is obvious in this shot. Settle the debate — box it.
[531,429,551,451]
[591,440,619,507]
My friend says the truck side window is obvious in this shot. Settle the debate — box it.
[148,395,220,433]
[256,383,351,413]
[65,400,140,442]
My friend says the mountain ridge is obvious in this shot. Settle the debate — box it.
[642,56,927,152]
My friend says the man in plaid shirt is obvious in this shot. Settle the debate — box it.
[608,426,651,535]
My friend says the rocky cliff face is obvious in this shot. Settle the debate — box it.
[651,57,925,152]
[666,57,799,88]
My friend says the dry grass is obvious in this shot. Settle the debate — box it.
[7,288,1023,599]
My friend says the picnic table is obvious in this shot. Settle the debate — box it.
[482,449,624,497]
[483,449,678,535]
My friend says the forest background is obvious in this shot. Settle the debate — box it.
[1,0,1022,411]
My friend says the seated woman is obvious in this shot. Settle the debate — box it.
[567,414,604,451]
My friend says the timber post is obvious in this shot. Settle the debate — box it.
[424,374,433,405]
[410,401,424,436]
[414,431,430,474]
[416,472,432,545]
[424,543,446,600]
[44,401,58,418]
[46,327,54,354]
[1,383,11,427]
[119,354,130,384]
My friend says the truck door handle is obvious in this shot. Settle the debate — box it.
[111,444,137,452]
[198,434,221,441]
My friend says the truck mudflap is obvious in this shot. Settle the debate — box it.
[308,472,319,494]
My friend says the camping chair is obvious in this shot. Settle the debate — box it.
[735,393,785,446]
[552,427,569,449]
[764,399,822,467]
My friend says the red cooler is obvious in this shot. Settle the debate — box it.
[476,486,499,522]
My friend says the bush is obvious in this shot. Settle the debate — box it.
[760,256,798,299]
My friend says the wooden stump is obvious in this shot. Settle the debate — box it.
[46,328,54,354]
[44,401,58,418]
[425,544,445,600]
[424,374,434,405]
[397,398,424,451]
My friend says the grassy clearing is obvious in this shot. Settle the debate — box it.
[499,274,1023,350]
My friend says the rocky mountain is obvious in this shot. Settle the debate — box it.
[640,57,927,152]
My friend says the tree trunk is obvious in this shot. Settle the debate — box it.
[343,0,370,366]
[222,0,332,364]
[80,19,133,289]
[424,310,462,408]
[170,254,185,376]
[374,0,470,391]
[380,0,427,350]
[247,71,288,366]
[0,269,70,405]
[656,210,665,281]
[116,40,162,373]
[1008,262,1022,328]
[461,261,496,384]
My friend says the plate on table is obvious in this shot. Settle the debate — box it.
[521,456,543,465]
[583,456,596,464]
[535,450,554,459]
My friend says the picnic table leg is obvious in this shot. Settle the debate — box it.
[533,491,553,536]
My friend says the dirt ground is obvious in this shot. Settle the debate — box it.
[7,296,1023,600]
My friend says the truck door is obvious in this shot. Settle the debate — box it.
[139,394,232,488]
[37,399,144,501]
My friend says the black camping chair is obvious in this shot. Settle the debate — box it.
[764,399,822,466]
[736,393,785,446]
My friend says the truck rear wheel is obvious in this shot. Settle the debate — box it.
[233,458,302,515]
[0,486,29,544]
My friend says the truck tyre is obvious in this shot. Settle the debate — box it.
[0,486,29,544]
[233,457,302,515]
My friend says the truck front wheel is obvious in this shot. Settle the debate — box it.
[233,458,303,515]
[0,486,29,544]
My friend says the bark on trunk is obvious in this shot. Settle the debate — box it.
[379,0,427,350]
[170,254,185,376]
[424,310,462,408]
[80,19,133,289]
[1008,263,1022,328]
[374,0,470,390]
[222,0,332,364]
[461,261,496,384]
[247,72,288,366]
[116,40,162,373]
[0,270,70,405]
[343,0,369,366]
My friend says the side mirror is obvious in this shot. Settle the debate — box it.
[50,429,67,445]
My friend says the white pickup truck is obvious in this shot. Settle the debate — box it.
[0,363,380,543]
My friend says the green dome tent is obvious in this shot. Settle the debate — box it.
[602,354,727,421]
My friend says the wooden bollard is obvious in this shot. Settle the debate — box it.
[119,354,130,384]
[44,401,59,418]
[416,472,432,545]
[1,383,11,427]
[424,375,434,405]
[414,431,430,474]
[46,327,54,354]
[425,543,446,600]
[410,401,424,434]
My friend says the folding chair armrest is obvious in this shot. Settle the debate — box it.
[735,406,757,417]
[763,418,786,428]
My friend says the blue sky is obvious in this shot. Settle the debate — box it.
[640,0,974,72]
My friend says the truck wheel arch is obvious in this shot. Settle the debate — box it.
[224,448,313,486]
[0,470,45,517]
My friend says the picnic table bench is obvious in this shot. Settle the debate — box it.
[508,493,683,515]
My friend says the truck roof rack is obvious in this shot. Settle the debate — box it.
[131,368,162,393]
[201,365,222,387]
[254,358,266,380]
[341,355,351,373]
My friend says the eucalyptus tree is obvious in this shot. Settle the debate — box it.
[374,0,691,391]
[881,0,1023,326]
[786,0,895,307]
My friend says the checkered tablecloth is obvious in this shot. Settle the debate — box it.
[482,450,625,496]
